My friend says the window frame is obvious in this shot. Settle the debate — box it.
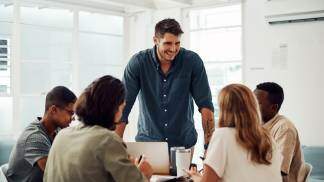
[0,37,11,97]
[0,1,126,135]
[184,3,243,169]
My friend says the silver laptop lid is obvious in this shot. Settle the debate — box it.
[126,142,170,174]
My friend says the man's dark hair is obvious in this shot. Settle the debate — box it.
[256,82,284,111]
[45,86,77,111]
[155,18,184,38]
[75,75,125,130]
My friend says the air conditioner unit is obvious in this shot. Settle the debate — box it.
[264,0,324,24]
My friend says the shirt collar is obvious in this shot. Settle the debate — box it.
[151,45,159,68]
[37,117,54,143]
[263,113,280,130]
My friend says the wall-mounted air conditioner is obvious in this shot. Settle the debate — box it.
[264,0,324,24]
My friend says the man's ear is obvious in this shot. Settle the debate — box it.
[48,105,57,114]
[153,36,159,45]
[271,104,279,112]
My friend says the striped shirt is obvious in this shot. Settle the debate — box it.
[5,118,52,182]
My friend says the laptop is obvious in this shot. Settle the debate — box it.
[125,142,170,174]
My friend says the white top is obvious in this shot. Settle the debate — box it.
[204,128,282,182]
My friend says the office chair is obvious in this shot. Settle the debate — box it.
[304,162,313,182]
[0,163,8,182]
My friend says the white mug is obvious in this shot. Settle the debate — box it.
[175,149,191,177]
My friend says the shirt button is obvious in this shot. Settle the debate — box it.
[163,79,167,82]
[163,94,166,97]
[164,109,167,112]
[165,138,168,141]
[164,123,168,127]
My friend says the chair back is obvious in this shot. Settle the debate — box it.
[302,146,324,180]
[304,162,313,182]
[0,163,8,182]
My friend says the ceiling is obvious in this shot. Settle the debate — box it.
[1,0,235,14]
[35,0,232,13]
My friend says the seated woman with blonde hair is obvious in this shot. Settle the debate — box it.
[44,75,153,182]
[189,84,282,182]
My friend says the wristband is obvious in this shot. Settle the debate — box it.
[204,143,209,150]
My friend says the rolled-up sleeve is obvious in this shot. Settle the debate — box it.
[274,126,297,174]
[190,53,214,112]
[24,133,51,166]
[121,55,141,123]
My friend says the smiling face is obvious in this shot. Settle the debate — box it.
[154,33,181,63]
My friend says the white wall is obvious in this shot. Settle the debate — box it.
[243,0,324,146]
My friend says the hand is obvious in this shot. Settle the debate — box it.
[135,155,153,180]
[185,167,202,182]
[190,163,197,172]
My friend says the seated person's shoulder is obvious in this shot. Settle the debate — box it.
[277,115,298,132]
[214,127,236,137]
[84,125,125,147]
[25,130,50,145]
[22,125,51,154]
[275,115,298,138]
[95,127,123,143]
[15,123,50,149]
[23,132,51,160]
[91,128,127,156]
[104,130,124,147]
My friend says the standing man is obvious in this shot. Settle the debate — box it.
[254,82,305,182]
[115,18,215,150]
[5,86,76,182]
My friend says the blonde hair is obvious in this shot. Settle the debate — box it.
[218,84,272,165]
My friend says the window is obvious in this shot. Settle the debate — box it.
[189,4,242,167]
[0,38,10,95]
[19,6,74,127]
[0,2,125,134]
[0,2,13,133]
[0,2,12,96]
[78,12,124,90]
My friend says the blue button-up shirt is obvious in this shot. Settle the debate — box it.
[122,46,214,148]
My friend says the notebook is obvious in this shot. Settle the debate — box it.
[126,142,170,174]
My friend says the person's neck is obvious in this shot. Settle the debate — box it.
[157,52,172,75]
[40,114,57,139]
[264,113,278,124]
